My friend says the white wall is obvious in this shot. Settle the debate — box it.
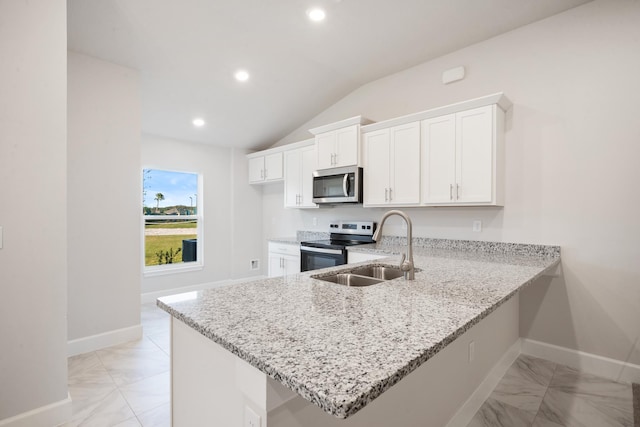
[141,136,263,295]
[67,52,141,342]
[266,0,640,366]
[230,149,264,278]
[0,0,69,422]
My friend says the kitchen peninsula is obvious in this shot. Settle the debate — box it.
[158,239,560,427]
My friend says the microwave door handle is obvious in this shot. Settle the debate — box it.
[343,173,349,197]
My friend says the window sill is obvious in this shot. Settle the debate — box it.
[144,263,204,278]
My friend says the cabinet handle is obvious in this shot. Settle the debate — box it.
[384,188,388,202]
[450,184,453,200]
[260,169,264,179]
[456,184,460,200]
[264,169,267,179]
[389,188,392,201]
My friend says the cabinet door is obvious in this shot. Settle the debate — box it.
[316,132,335,170]
[422,114,456,204]
[390,122,420,205]
[456,106,494,203]
[268,254,284,277]
[264,153,283,181]
[363,129,391,206]
[284,150,301,208]
[299,146,317,208]
[283,255,301,276]
[248,157,264,183]
[335,125,358,167]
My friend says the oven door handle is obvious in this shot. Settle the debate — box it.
[301,246,344,255]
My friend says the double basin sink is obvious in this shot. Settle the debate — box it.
[311,264,409,287]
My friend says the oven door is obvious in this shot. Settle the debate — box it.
[300,246,347,272]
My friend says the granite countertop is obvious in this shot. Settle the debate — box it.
[158,239,560,419]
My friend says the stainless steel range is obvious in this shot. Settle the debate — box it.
[300,220,376,272]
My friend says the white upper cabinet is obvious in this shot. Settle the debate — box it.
[248,152,283,184]
[310,116,372,170]
[363,121,421,207]
[284,145,317,208]
[315,124,359,169]
[421,104,504,206]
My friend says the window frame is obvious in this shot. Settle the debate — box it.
[142,168,204,277]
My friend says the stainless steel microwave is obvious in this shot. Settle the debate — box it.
[312,166,363,204]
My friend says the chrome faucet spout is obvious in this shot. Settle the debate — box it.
[372,210,415,280]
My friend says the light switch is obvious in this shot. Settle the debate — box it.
[472,220,482,232]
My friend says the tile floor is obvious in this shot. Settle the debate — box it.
[61,303,171,426]
[62,303,634,427]
[467,354,634,427]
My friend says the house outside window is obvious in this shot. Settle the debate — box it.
[143,168,202,275]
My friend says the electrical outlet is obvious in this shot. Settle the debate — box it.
[249,259,260,270]
[312,217,317,226]
[469,341,475,362]
[245,406,261,427]
[472,220,482,232]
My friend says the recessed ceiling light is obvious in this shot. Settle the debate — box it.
[192,118,205,127]
[234,70,250,82]
[307,8,326,22]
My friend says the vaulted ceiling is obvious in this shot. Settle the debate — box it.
[68,0,591,149]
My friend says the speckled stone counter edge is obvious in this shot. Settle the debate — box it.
[269,232,560,259]
[157,261,558,419]
[157,247,560,419]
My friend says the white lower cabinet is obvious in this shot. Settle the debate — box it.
[421,105,504,206]
[268,242,300,277]
[363,121,421,207]
[284,145,317,208]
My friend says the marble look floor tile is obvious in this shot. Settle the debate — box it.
[141,304,170,336]
[467,397,536,427]
[488,355,557,415]
[113,417,143,427]
[67,360,118,405]
[138,403,171,427]
[531,414,565,427]
[96,338,170,387]
[509,355,557,388]
[120,371,170,415]
[537,387,632,427]
[68,352,103,380]
[147,332,170,355]
[550,365,632,402]
[491,375,548,415]
[63,388,135,427]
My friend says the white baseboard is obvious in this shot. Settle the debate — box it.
[521,338,640,384]
[67,324,143,357]
[445,339,522,427]
[0,393,71,427]
[140,276,267,304]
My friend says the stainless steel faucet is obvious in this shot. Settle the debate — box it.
[372,210,415,280]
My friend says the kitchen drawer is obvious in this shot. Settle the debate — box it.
[268,242,300,256]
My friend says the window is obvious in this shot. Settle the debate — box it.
[143,168,202,275]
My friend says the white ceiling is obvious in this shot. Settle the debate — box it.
[68,0,591,150]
